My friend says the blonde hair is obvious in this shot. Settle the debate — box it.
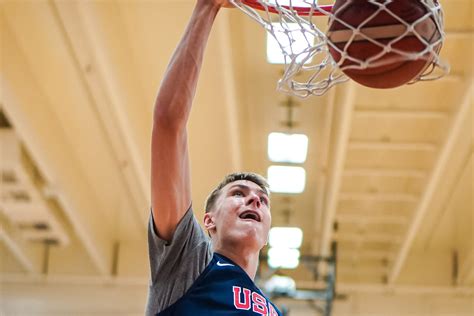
[204,172,269,213]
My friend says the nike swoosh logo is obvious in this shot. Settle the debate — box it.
[217,261,234,267]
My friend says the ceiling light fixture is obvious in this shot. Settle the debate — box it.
[269,227,303,249]
[267,165,306,194]
[268,132,308,163]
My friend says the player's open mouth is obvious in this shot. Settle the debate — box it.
[239,210,261,222]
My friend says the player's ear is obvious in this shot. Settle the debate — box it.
[203,212,216,232]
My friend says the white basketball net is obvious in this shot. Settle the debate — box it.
[230,0,450,97]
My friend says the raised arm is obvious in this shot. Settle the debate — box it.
[151,0,229,241]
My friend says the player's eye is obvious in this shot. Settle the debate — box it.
[260,196,268,205]
[233,190,244,197]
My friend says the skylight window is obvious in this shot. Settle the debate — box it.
[267,22,315,64]
[268,132,308,163]
[267,166,306,194]
[268,247,300,269]
[269,227,303,249]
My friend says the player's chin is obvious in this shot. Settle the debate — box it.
[238,220,265,232]
[239,228,267,248]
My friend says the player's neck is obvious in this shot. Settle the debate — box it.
[214,247,260,280]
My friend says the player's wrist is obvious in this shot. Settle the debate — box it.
[195,0,220,14]
[196,0,234,10]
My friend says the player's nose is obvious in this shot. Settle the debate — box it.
[246,192,261,208]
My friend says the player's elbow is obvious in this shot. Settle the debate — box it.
[153,85,193,130]
[153,105,188,131]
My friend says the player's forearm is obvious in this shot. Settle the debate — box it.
[153,1,221,128]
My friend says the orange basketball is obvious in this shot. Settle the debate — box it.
[327,0,442,89]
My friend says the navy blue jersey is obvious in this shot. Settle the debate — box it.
[157,253,282,316]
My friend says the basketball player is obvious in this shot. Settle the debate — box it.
[146,0,282,315]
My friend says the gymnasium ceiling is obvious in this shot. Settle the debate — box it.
[1,0,473,311]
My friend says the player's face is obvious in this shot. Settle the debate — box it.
[205,180,271,251]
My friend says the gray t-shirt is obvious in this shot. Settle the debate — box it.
[145,206,213,316]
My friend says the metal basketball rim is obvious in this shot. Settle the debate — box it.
[230,0,450,97]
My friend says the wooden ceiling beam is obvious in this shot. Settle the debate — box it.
[458,250,474,285]
[336,214,408,225]
[1,7,112,275]
[0,214,42,274]
[338,249,395,260]
[349,141,438,152]
[52,0,149,227]
[319,82,356,256]
[339,192,418,203]
[344,167,427,178]
[333,232,401,244]
[336,283,474,295]
[214,10,242,171]
[353,109,450,119]
[337,265,389,276]
[388,78,473,284]
[311,88,337,254]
